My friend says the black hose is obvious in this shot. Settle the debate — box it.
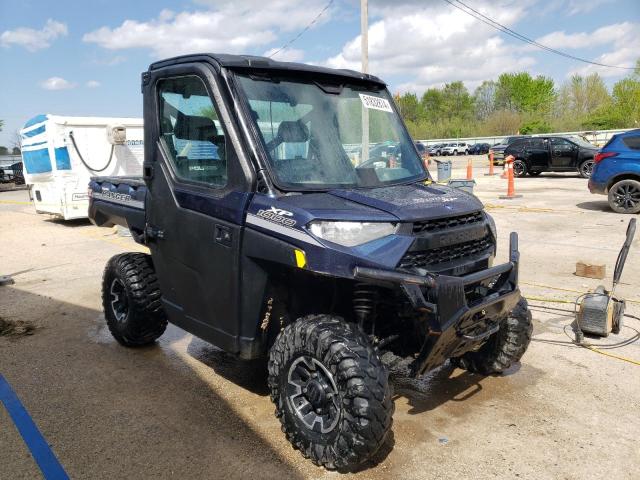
[69,131,115,173]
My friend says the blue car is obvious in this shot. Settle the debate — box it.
[589,129,640,214]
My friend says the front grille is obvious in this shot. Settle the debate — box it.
[412,211,484,234]
[399,235,493,270]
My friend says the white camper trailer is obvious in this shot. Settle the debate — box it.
[20,114,144,220]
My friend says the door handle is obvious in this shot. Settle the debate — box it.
[145,225,165,241]
[214,224,232,246]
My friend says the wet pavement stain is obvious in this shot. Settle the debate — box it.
[0,316,36,337]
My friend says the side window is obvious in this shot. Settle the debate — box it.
[550,137,573,154]
[622,135,640,150]
[157,76,227,187]
[509,139,525,150]
[529,138,546,149]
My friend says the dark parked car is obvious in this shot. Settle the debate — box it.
[469,143,490,155]
[504,136,598,178]
[0,161,24,184]
[490,136,529,164]
[589,129,640,213]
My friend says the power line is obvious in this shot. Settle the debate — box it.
[268,0,335,59]
[443,0,635,70]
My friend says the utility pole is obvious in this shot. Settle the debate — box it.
[360,0,369,162]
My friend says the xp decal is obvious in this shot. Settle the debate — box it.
[256,206,296,227]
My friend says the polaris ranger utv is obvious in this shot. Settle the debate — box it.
[88,53,532,471]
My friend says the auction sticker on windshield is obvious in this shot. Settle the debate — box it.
[359,94,393,113]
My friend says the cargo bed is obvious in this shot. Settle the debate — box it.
[88,176,146,239]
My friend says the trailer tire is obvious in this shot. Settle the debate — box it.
[102,253,167,347]
[452,298,532,375]
[268,315,393,471]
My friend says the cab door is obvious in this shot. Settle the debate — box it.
[143,64,253,352]
[526,138,550,170]
[550,137,577,169]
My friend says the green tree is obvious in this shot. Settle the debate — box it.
[0,146,8,155]
[421,88,444,117]
[395,92,423,123]
[611,77,640,127]
[495,72,555,115]
[558,74,610,117]
[441,81,474,120]
[582,70,640,129]
[473,80,497,120]
[0,119,4,131]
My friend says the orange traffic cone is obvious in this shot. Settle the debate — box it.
[499,155,522,199]
[484,151,498,176]
[466,158,473,180]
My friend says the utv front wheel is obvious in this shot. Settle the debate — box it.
[453,298,532,375]
[102,253,167,346]
[268,315,393,471]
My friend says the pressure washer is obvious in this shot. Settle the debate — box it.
[575,218,636,340]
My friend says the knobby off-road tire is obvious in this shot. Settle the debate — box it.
[102,253,167,347]
[268,315,394,471]
[453,298,533,375]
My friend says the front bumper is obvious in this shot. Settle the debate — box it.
[354,232,522,376]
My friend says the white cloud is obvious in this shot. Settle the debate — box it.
[40,77,76,90]
[83,1,332,58]
[86,80,101,88]
[0,19,67,52]
[324,0,537,92]
[535,22,640,78]
[535,22,637,50]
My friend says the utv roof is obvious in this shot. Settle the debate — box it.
[148,53,386,86]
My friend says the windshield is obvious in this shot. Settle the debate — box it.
[568,135,596,149]
[235,74,427,190]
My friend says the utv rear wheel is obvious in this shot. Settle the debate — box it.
[102,253,167,347]
[268,315,393,471]
[453,298,532,375]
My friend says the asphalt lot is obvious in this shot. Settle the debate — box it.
[1,156,639,479]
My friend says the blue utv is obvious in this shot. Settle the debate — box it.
[88,53,532,471]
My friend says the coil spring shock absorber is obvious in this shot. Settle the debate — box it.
[353,283,377,332]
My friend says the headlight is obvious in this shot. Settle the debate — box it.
[308,221,398,247]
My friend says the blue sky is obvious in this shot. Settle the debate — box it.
[1,0,638,147]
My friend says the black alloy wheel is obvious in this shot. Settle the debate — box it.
[579,159,595,178]
[608,179,640,214]
[513,159,527,177]
[286,355,341,434]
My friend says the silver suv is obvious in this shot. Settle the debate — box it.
[441,142,469,156]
